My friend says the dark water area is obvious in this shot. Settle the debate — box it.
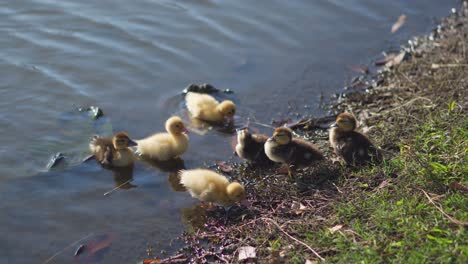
[0,0,458,263]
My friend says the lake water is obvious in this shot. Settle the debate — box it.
[0,0,457,263]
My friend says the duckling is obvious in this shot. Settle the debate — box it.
[329,112,382,166]
[185,92,236,123]
[264,127,324,169]
[89,132,137,168]
[135,116,189,161]
[179,169,245,206]
[235,127,272,165]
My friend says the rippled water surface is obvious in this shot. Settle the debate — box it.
[0,0,457,262]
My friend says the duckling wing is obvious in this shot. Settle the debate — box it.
[136,133,175,161]
[292,139,324,166]
[186,92,219,117]
[337,132,380,165]
[90,137,114,165]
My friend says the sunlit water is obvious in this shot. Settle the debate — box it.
[0,0,457,262]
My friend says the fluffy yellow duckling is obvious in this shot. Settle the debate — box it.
[89,132,137,168]
[179,169,245,206]
[185,92,236,123]
[264,127,324,168]
[136,116,189,161]
[235,127,272,165]
[329,112,382,165]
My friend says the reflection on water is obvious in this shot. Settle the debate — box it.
[0,0,457,262]
[111,165,137,190]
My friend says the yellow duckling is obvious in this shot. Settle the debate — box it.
[185,92,236,123]
[136,116,189,161]
[329,112,382,165]
[179,169,245,206]
[264,127,324,168]
[235,127,272,165]
[89,132,137,168]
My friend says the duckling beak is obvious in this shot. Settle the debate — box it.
[267,136,275,142]
[329,122,338,128]
[128,139,138,147]
[182,127,189,134]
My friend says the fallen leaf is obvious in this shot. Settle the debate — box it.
[86,234,115,256]
[377,180,391,189]
[449,181,468,193]
[385,52,407,67]
[328,225,343,234]
[305,260,318,264]
[291,201,307,215]
[143,258,160,264]
[350,65,369,74]
[216,161,233,173]
[238,246,256,261]
[375,53,397,66]
[391,14,407,33]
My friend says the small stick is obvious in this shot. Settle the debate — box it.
[261,218,325,261]
[420,189,468,226]
[42,233,94,264]
[104,179,132,196]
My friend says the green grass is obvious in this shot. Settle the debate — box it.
[292,104,467,263]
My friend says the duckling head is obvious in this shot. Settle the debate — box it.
[112,132,137,150]
[166,116,188,135]
[217,100,236,121]
[330,112,357,132]
[226,182,246,202]
[268,127,292,145]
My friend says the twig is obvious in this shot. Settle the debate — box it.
[42,233,94,264]
[261,218,325,261]
[104,179,132,196]
[431,63,468,69]
[332,183,343,194]
[419,189,468,226]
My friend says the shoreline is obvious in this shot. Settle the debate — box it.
[144,3,467,263]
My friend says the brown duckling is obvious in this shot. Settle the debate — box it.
[235,127,272,165]
[329,112,382,166]
[179,169,245,206]
[135,116,189,161]
[89,132,137,168]
[185,92,236,124]
[264,127,324,169]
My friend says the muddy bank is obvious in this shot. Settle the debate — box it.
[143,3,467,263]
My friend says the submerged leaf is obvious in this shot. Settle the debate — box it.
[391,14,407,33]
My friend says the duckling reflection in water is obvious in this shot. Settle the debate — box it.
[185,92,236,125]
[179,169,245,207]
[135,116,189,161]
[329,112,382,166]
[89,132,137,168]
[235,127,272,165]
[264,127,324,176]
[140,157,187,192]
[111,165,137,190]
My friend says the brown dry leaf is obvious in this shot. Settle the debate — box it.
[291,201,307,215]
[238,246,256,261]
[328,224,343,234]
[449,181,468,193]
[350,65,369,74]
[375,53,397,66]
[377,179,391,189]
[385,52,406,67]
[143,258,160,264]
[391,14,407,33]
[86,234,115,255]
[216,161,233,173]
